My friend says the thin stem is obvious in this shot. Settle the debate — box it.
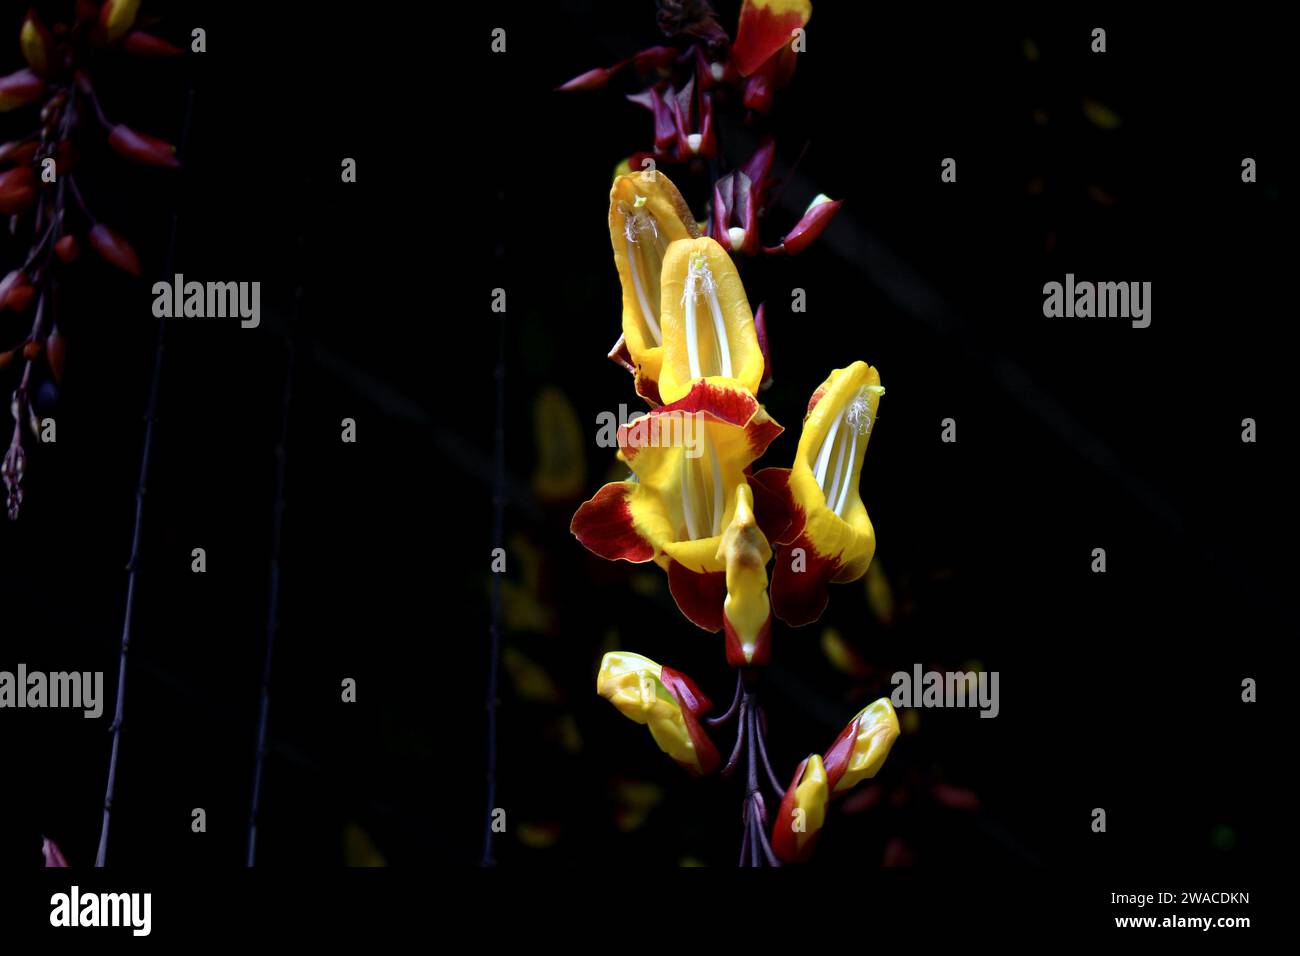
[722,698,748,777]
[729,679,783,867]
[753,706,785,797]
[95,83,194,868]
[754,809,781,867]
[745,694,758,796]
[481,272,507,866]
[706,671,743,727]
[66,175,94,224]
[246,317,297,866]
[738,808,751,866]
[77,73,113,129]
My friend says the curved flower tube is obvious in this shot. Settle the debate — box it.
[658,237,766,404]
[596,651,720,775]
[751,360,883,626]
[571,381,782,631]
[609,169,700,404]
[822,698,900,793]
[771,754,827,863]
[717,483,772,666]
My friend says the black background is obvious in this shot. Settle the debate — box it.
[0,0,1284,890]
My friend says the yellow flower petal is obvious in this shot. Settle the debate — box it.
[657,237,765,404]
[825,698,900,792]
[717,484,772,665]
[610,171,700,391]
[595,652,717,774]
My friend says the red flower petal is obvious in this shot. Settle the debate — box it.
[731,0,810,77]
[571,483,655,563]
[667,559,725,632]
[618,381,782,467]
[627,86,677,155]
[747,467,798,545]
[770,531,840,627]
[661,665,720,775]
[772,198,842,256]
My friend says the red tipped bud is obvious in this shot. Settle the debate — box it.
[767,195,843,256]
[122,31,184,57]
[0,68,43,112]
[46,327,66,385]
[100,0,142,44]
[89,223,141,277]
[108,124,180,168]
[21,11,56,77]
[55,235,79,263]
[0,167,35,215]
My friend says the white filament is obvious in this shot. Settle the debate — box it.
[682,256,730,379]
[831,427,859,517]
[623,207,663,345]
[680,452,701,541]
[812,411,842,489]
[709,443,724,536]
[678,432,722,540]
[815,387,876,517]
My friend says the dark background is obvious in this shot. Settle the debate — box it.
[0,1,1285,876]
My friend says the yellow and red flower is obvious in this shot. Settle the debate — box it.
[751,361,884,626]
[571,381,781,633]
[657,236,766,404]
[731,0,811,112]
[596,651,720,775]
[770,753,827,862]
[822,698,900,792]
[608,169,700,404]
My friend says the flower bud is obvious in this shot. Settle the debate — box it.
[596,652,720,775]
[822,698,900,792]
[771,754,828,863]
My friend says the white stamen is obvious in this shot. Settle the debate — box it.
[681,453,701,541]
[727,226,746,250]
[682,254,730,379]
[687,133,703,153]
[622,204,662,344]
[627,237,662,344]
[709,442,724,536]
[832,427,859,517]
[706,285,732,378]
[812,411,842,489]
[845,388,874,435]
[710,62,725,81]
[823,419,851,510]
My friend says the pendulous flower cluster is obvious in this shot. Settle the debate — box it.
[1,1,182,520]
[565,0,900,866]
